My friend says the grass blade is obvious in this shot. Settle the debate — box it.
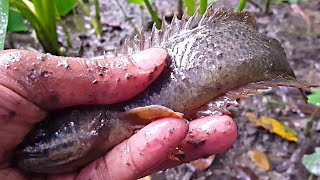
[184,0,196,16]
[143,0,161,29]
[199,0,207,14]
[237,0,247,12]
[0,0,9,50]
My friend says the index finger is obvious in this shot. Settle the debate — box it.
[0,48,167,110]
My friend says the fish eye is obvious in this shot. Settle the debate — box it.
[33,130,46,145]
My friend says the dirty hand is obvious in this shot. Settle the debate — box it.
[0,48,237,179]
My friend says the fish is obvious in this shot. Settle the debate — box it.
[14,6,317,173]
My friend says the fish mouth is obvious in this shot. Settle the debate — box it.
[15,150,47,160]
[14,147,77,173]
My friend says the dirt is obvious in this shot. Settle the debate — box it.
[5,0,320,179]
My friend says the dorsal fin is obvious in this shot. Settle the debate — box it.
[120,5,257,55]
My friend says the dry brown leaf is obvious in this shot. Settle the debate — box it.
[245,112,298,142]
[233,165,259,180]
[248,150,270,171]
[189,155,215,171]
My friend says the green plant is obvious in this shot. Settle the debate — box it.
[127,0,161,29]
[304,88,320,137]
[7,7,28,32]
[237,0,247,12]
[307,88,320,105]
[302,147,320,177]
[8,0,102,54]
[9,0,70,54]
[0,0,9,50]
[184,0,217,16]
[77,0,102,36]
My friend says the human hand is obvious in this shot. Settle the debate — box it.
[0,48,237,179]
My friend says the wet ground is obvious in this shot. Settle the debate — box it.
[5,0,320,179]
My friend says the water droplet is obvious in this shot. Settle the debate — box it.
[124,73,131,79]
[216,50,223,59]
[57,59,70,69]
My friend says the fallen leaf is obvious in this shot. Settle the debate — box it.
[189,155,215,171]
[246,112,260,126]
[245,112,298,142]
[233,165,259,180]
[307,88,320,105]
[248,150,270,171]
[302,147,320,176]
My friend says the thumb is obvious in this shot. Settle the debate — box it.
[0,48,167,110]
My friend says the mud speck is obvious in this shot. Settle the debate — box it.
[186,139,206,149]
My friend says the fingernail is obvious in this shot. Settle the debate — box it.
[131,48,167,71]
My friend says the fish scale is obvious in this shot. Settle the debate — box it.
[15,6,316,173]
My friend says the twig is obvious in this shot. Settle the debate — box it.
[291,3,311,33]
[247,0,263,12]
[114,0,139,34]
[77,0,100,36]
[59,21,73,48]
[265,0,272,14]
[178,0,183,19]
[304,106,320,137]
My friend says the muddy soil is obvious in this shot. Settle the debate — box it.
[5,0,320,179]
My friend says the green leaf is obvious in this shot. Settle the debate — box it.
[184,0,196,16]
[0,0,9,50]
[7,7,28,32]
[302,147,320,176]
[143,0,160,29]
[56,0,77,16]
[127,0,145,5]
[237,0,247,12]
[199,0,207,14]
[307,88,320,106]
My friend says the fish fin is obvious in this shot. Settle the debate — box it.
[125,5,257,55]
[207,8,257,29]
[195,75,318,118]
[121,105,184,124]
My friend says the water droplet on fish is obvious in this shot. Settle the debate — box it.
[58,60,70,69]
[216,50,223,59]
[124,73,131,79]
[4,63,9,69]
[90,130,98,136]
[68,122,74,126]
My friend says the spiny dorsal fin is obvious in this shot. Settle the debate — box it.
[120,5,257,55]
[210,8,257,29]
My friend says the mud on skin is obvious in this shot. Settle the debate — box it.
[11,7,317,173]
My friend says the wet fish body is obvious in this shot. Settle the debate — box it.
[15,7,314,173]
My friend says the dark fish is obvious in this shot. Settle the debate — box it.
[14,7,316,173]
